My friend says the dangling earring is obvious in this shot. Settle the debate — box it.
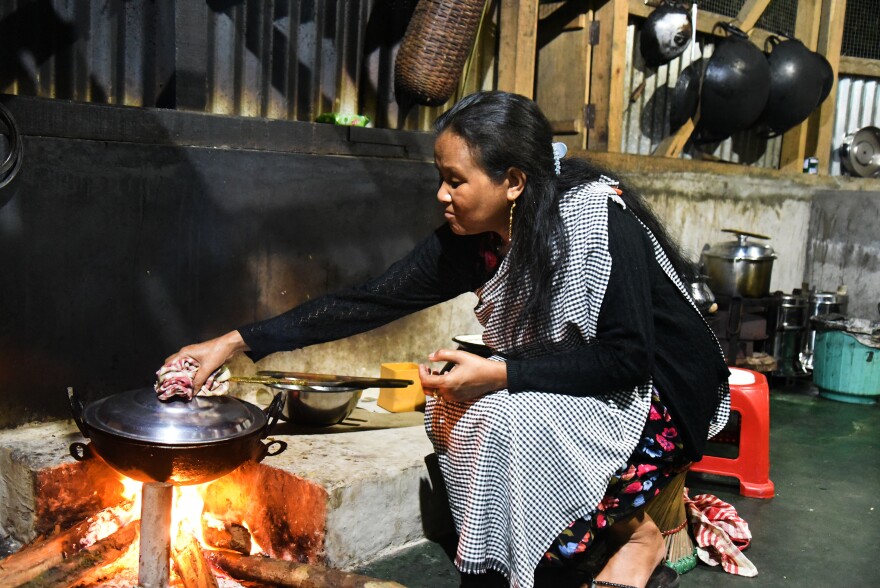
[508,200,516,242]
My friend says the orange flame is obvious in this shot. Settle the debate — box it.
[171,484,208,543]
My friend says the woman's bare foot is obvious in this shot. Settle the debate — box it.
[590,512,665,588]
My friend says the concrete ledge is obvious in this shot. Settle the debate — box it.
[0,420,450,570]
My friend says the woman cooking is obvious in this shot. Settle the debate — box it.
[160,91,730,588]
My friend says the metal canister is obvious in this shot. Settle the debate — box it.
[768,292,808,377]
[775,293,808,330]
[800,289,849,371]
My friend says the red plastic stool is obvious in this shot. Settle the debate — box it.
[691,367,775,499]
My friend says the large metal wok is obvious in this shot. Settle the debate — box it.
[68,387,287,486]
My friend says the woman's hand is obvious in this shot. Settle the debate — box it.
[164,331,249,390]
[419,349,507,403]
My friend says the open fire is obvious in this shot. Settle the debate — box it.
[0,475,266,587]
[0,466,405,588]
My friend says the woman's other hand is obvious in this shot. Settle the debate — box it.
[164,330,249,390]
[419,349,507,403]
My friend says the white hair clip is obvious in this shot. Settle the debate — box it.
[552,142,568,176]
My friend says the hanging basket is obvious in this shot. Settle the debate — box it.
[394,0,487,107]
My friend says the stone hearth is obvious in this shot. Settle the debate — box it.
[0,412,452,570]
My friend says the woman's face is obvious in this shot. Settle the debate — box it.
[434,131,523,239]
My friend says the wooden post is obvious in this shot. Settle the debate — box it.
[813,0,848,175]
[333,0,362,116]
[588,0,628,152]
[731,0,774,32]
[778,0,823,172]
[139,482,174,588]
[497,0,539,98]
[536,2,593,150]
[172,0,209,112]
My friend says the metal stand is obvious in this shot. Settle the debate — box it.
[711,294,776,365]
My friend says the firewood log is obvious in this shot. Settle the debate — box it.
[173,531,219,588]
[17,519,140,588]
[202,520,252,555]
[204,550,406,588]
[0,502,134,586]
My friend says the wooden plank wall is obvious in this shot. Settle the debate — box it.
[497,0,854,176]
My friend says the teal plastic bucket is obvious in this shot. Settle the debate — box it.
[813,331,880,404]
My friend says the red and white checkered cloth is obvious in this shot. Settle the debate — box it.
[154,357,230,400]
[684,489,758,577]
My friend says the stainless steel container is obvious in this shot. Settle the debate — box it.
[768,293,808,377]
[775,293,808,330]
[701,230,777,298]
[800,289,849,371]
[282,387,363,426]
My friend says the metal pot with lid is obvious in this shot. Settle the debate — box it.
[68,387,287,485]
[701,229,777,298]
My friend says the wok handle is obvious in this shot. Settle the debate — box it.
[262,439,287,458]
[67,387,90,437]
[69,441,93,461]
[262,392,285,438]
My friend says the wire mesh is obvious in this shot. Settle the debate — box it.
[697,0,797,37]
[841,0,880,60]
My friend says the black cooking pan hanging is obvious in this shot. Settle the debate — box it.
[755,36,834,137]
[693,23,770,143]
[639,0,693,68]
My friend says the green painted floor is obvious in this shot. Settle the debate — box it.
[356,380,880,587]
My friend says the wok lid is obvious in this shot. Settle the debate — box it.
[82,387,267,445]
[840,126,880,178]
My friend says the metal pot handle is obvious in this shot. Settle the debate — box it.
[261,439,287,458]
[721,228,771,241]
[261,392,286,438]
[67,387,90,438]
[69,441,93,461]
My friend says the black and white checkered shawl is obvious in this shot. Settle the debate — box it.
[424,181,729,588]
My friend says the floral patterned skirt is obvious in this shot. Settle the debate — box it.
[542,389,689,566]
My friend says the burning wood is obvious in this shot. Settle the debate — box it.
[2,466,403,587]
[15,520,140,588]
[202,520,252,555]
[204,551,407,588]
[172,531,219,588]
[0,502,136,586]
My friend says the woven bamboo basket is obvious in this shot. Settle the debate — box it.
[645,470,697,574]
[394,0,487,106]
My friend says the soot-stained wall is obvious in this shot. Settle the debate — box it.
[0,95,484,428]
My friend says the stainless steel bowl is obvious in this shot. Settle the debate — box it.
[281,386,363,426]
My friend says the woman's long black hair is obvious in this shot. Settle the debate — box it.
[435,91,695,336]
